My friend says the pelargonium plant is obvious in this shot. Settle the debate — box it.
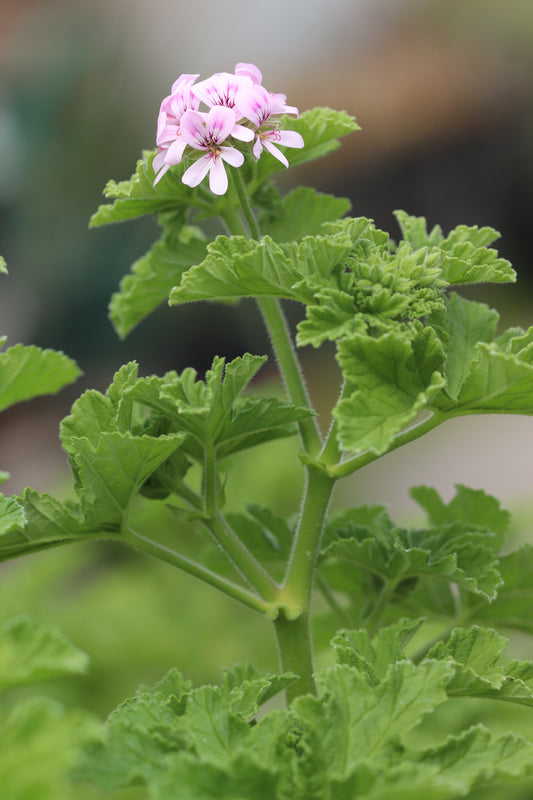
[3,62,533,799]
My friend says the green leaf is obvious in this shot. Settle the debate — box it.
[244,107,360,189]
[293,660,453,780]
[0,616,89,690]
[410,484,510,541]
[0,698,98,800]
[110,224,209,338]
[0,489,94,562]
[331,618,424,683]
[335,327,445,455]
[89,150,192,226]
[0,342,80,413]
[259,186,351,242]
[464,545,533,635]
[60,362,139,451]
[0,495,26,537]
[170,229,354,305]
[0,256,7,273]
[394,210,516,284]
[323,508,502,602]
[427,626,533,706]
[72,431,186,528]
[429,293,500,400]
[152,752,281,800]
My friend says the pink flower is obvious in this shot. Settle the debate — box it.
[236,85,304,168]
[153,73,200,185]
[191,71,253,112]
[179,106,251,195]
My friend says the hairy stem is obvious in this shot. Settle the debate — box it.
[274,610,317,702]
[124,528,271,614]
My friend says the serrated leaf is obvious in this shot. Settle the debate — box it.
[464,545,533,634]
[110,225,209,338]
[72,431,185,528]
[430,293,500,400]
[427,626,533,706]
[259,186,351,242]
[395,210,516,284]
[89,150,192,226]
[0,698,98,800]
[0,616,88,690]
[331,618,425,683]
[244,107,360,189]
[410,484,510,541]
[335,327,445,455]
[0,494,26,536]
[170,229,354,305]
[323,510,501,602]
[293,661,453,780]
[1,489,95,562]
[0,342,80,413]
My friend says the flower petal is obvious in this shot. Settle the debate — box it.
[235,62,262,84]
[276,130,304,149]
[231,122,255,142]
[206,105,238,144]
[263,139,289,167]
[179,110,209,148]
[182,155,211,187]
[219,146,244,168]
[166,137,188,164]
[208,157,228,195]
[153,161,171,185]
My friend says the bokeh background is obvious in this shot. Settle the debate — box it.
[1,0,533,754]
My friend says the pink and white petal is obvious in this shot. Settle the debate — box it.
[235,63,262,84]
[153,161,171,186]
[182,155,211,188]
[276,130,304,149]
[179,110,208,148]
[166,137,188,164]
[231,122,255,142]
[207,106,238,144]
[152,150,166,173]
[171,73,199,93]
[252,138,264,159]
[219,146,244,168]
[263,139,289,167]
[208,158,228,195]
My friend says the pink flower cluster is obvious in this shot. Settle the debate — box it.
[153,63,304,195]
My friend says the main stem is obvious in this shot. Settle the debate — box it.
[227,168,336,699]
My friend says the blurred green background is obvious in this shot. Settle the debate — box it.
[1,6,533,796]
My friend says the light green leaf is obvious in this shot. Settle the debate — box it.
[394,210,516,284]
[335,327,445,455]
[293,661,453,780]
[427,626,533,706]
[0,698,98,800]
[1,489,95,562]
[72,431,186,527]
[110,225,209,338]
[0,616,89,690]
[435,341,533,415]
[244,107,360,189]
[170,229,354,306]
[259,186,351,242]
[410,484,510,541]
[430,293,500,400]
[89,150,192,226]
[0,342,80,413]
[152,752,280,800]
[0,256,7,273]
[464,545,533,635]
[0,495,25,537]
[323,510,501,601]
